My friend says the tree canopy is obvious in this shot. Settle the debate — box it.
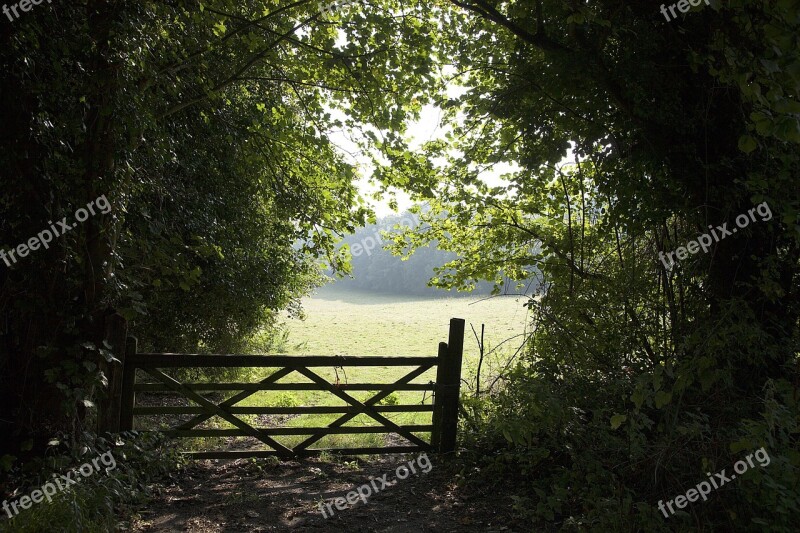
[0,0,798,530]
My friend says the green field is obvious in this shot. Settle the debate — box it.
[283,284,531,360]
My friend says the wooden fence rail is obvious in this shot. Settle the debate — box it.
[114,318,465,459]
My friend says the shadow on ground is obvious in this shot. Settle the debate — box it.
[129,454,521,532]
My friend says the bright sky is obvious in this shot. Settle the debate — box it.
[323,105,436,217]
[326,100,521,218]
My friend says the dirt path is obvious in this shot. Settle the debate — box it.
[129,454,521,532]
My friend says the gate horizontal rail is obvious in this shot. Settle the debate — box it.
[161,425,433,437]
[133,405,434,415]
[118,318,465,459]
[127,354,437,367]
[134,383,435,392]
[188,447,424,460]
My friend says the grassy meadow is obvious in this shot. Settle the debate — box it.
[141,285,532,453]
[283,284,531,359]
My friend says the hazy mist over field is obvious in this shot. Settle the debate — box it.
[288,209,537,359]
[330,210,539,297]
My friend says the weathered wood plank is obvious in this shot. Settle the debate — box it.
[133,405,434,415]
[97,313,127,434]
[119,337,138,431]
[437,318,465,453]
[185,446,428,459]
[134,382,435,392]
[161,425,433,437]
[128,354,437,368]
[430,341,448,452]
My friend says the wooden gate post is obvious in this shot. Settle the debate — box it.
[433,318,465,453]
[430,341,447,450]
[119,336,138,431]
[98,313,127,434]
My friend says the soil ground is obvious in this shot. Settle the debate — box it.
[129,454,524,533]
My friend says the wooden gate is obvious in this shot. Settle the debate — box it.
[116,318,465,459]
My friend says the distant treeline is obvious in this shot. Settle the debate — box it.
[329,211,522,296]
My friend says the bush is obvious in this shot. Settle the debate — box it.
[272,392,299,408]
[0,431,184,533]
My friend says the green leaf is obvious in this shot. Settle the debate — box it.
[738,135,758,153]
[632,389,645,409]
[610,414,627,430]
[729,439,752,454]
[0,455,16,472]
[655,390,672,409]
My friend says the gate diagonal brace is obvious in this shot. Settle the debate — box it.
[293,363,434,451]
[144,368,294,458]
[294,367,430,449]
[176,367,295,431]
